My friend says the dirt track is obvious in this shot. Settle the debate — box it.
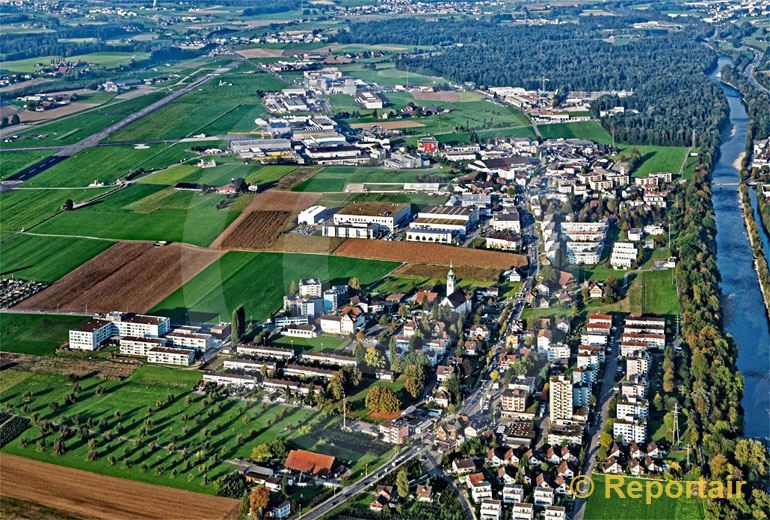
[0,454,238,520]
[16,242,220,313]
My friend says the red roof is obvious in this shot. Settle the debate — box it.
[284,449,335,475]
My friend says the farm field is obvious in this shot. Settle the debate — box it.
[107,71,286,142]
[0,150,54,180]
[140,161,295,188]
[537,120,613,143]
[293,166,456,192]
[0,52,151,73]
[23,144,196,187]
[0,313,86,356]
[152,251,399,323]
[614,145,690,178]
[16,241,221,314]
[218,210,290,249]
[1,92,166,149]
[332,239,528,269]
[585,475,705,520]
[0,365,392,494]
[0,234,113,283]
[0,454,238,520]
[32,183,251,246]
[0,187,112,236]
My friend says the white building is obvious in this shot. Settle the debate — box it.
[119,336,167,357]
[613,418,647,444]
[299,278,323,298]
[479,499,502,520]
[298,205,329,225]
[549,375,573,422]
[148,347,195,366]
[166,329,215,352]
[610,241,638,269]
[511,503,534,520]
[332,202,410,233]
[69,313,170,351]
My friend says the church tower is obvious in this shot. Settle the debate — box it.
[447,263,456,295]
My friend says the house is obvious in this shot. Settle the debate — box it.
[533,486,554,506]
[503,483,525,504]
[437,364,455,382]
[544,506,567,520]
[416,484,434,503]
[467,472,493,502]
[284,449,336,476]
[452,458,476,475]
[511,502,534,520]
[629,457,645,477]
[588,281,604,299]
[602,456,623,474]
[433,388,451,408]
[537,329,552,353]
[271,500,291,520]
[479,498,502,520]
[318,306,365,335]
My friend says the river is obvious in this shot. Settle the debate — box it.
[709,55,770,441]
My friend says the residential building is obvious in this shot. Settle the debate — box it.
[613,418,647,444]
[549,375,573,422]
[147,347,195,366]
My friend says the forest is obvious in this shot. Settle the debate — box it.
[720,55,770,143]
[337,16,727,148]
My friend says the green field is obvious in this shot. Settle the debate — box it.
[0,365,392,493]
[538,120,613,143]
[585,475,705,520]
[1,93,166,149]
[140,160,295,188]
[634,269,680,317]
[293,166,456,192]
[271,334,349,354]
[341,63,442,88]
[0,150,54,181]
[22,144,196,188]
[0,52,150,73]
[0,313,86,355]
[0,187,112,236]
[317,191,449,207]
[614,145,689,178]
[152,251,399,323]
[107,71,286,142]
[0,234,112,282]
[32,184,249,246]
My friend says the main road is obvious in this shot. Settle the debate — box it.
[5,63,237,182]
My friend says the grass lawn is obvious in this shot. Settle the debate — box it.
[585,474,705,520]
[271,334,348,354]
[341,63,442,88]
[1,93,166,149]
[634,269,679,317]
[614,145,689,178]
[0,150,54,181]
[107,71,286,142]
[0,313,86,355]
[370,273,493,295]
[152,251,400,323]
[32,184,249,246]
[538,121,613,143]
[22,144,196,188]
[0,365,392,494]
[0,187,112,236]
[140,161,295,188]
[0,234,113,282]
[317,191,449,208]
[0,52,150,73]
[293,166,456,192]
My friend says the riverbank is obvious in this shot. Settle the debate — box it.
[737,182,770,317]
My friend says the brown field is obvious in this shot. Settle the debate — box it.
[16,242,221,313]
[394,262,503,282]
[333,239,528,269]
[219,210,289,249]
[0,454,238,520]
[18,103,98,123]
[411,90,460,102]
[236,48,285,58]
[350,120,425,130]
[268,233,344,254]
[276,166,322,190]
[0,354,138,380]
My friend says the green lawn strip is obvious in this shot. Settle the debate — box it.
[0,150,54,181]
[0,234,113,282]
[0,313,86,355]
[293,166,456,192]
[1,52,151,73]
[0,365,391,494]
[0,187,112,236]
[271,334,348,355]
[152,251,400,323]
[537,121,613,143]
[32,184,248,246]
[585,474,705,520]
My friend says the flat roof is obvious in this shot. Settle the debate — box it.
[337,202,410,218]
[420,205,474,217]
[73,319,112,333]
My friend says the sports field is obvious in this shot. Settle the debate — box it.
[107,71,286,142]
[0,150,53,180]
[0,313,86,355]
[152,251,399,323]
[0,234,113,283]
[585,475,705,520]
[538,121,613,143]
[0,365,392,494]
[1,93,166,149]
[32,184,250,247]
[293,166,456,192]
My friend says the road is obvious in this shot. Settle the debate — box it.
[4,66,234,183]
[572,325,620,520]
[743,47,770,95]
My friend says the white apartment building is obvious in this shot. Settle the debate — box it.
[491,212,521,233]
[544,506,567,520]
[511,503,534,520]
[617,397,649,422]
[147,347,195,366]
[626,354,650,376]
[546,343,571,362]
[223,358,277,373]
[610,241,638,269]
[237,345,295,360]
[613,418,647,444]
[166,329,215,352]
[69,319,114,350]
[503,484,525,504]
[119,336,167,357]
[69,313,170,351]
[549,375,573,422]
[621,333,665,350]
[299,278,323,298]
[479,499,502,520]
[202,372,257,388]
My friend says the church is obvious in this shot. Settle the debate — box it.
[440,264,472,316]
